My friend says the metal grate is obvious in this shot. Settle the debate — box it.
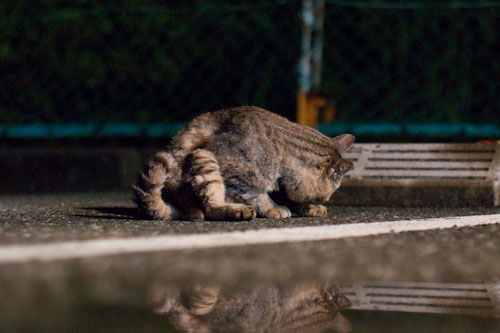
[341,281,500,317]
[332,143,500,207]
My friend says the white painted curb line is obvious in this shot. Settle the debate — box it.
[0,214,499,264]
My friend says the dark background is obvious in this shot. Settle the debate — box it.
[1,0,499,140]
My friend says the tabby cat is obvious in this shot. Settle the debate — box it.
[134,106,354,221]
[149,284,352,332]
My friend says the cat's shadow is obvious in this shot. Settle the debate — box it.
[75,207,144,220]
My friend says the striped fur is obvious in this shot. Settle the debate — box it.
[134,106,354,221]
[150,284,352,332]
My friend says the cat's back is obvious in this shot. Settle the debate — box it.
[203,106,288,158]
[209,106,339,164]
[174,106,338,167]
[186,105,319,143]
[168,106,277,155]
[210,106,290,134]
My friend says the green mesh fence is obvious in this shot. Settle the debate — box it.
[0,1,301,124]
[323,0,500,124]
[1,1,499,137]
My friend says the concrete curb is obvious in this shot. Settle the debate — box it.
[0,147,151,193]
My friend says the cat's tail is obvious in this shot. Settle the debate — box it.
[133,151,181,220]
[133,111,224,220]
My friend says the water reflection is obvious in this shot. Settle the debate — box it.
[149,283,352,332]
[148,280,500,332]
[343,281,500,317]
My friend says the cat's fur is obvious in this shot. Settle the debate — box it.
[149,284,352,333]
[134,106,354,221]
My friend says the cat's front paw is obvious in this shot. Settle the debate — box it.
[264,206,292,219]
[300,204,327,217]
[224,204,257,221]
[205,204,256,221]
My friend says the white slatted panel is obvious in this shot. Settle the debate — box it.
[341,281,500,317]
[365,161,491,169]
[359,170,489,178]
[491,148,500,206]
[343,143,500,185]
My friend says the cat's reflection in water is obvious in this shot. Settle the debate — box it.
[149,283,352,332]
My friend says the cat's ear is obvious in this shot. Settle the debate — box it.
[327,159,353,177]
[332,134,355,153]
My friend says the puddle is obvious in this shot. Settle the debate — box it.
[1,276,499,332]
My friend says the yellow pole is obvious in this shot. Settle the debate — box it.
[297,91,318,128]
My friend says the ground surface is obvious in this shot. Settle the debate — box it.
[1,192,500,331]
[2,192,500,243]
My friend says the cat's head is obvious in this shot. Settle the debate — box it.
[285,133,354,204]
[325,133,355,195]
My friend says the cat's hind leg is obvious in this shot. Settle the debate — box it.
[187,149,256,221]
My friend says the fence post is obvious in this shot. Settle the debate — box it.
[297,0,325,127]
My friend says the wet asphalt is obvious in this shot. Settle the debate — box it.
[2,192,500,244]
[1,192,500,284]
[1,192,500,331]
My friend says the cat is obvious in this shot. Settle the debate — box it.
[134,106,354,221]
[149,283,352,333]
